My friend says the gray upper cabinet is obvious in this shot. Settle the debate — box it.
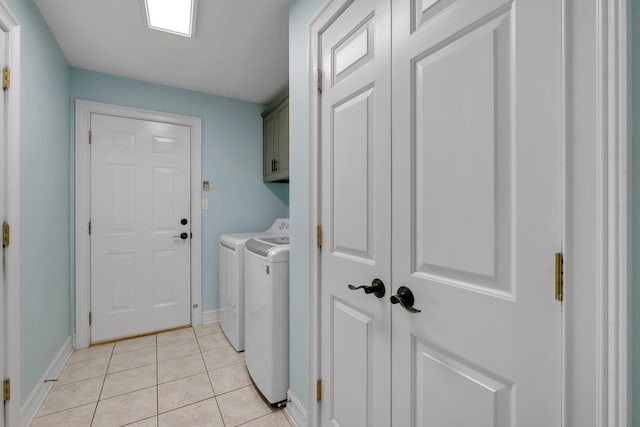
[262,92,289,183]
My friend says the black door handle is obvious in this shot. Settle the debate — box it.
[348,278,386,298]
[390,286,421,313]
[173,232,189,240]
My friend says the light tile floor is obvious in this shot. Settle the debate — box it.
[30,324,292,427]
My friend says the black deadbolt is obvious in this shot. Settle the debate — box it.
[181,218,188,225]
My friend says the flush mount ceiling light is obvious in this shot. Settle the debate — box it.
[144,0,197,37]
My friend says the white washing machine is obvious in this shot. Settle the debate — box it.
[244,236,290,405]
[218,218,289,352]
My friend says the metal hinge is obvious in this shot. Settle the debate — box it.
[2,222,10,247]
[317,69,322,93]
[316,379,322,401]
[317,225,323,248]
[3,379,10,402]
[89,311,92,326]
[88,221,92,235]
[3,67,10,90]
[555,252,564,301]
[89,130,92,144]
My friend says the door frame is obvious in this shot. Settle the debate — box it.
[306,0,629,426]
[74,100,203,349]
[0,3,20,426]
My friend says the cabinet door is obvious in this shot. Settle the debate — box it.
[263,113,277,182]
[275,102,289,181]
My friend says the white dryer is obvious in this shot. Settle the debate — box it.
[218,218,289,352]
[244,236,290,405]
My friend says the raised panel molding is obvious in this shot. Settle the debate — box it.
[332,87,375,262]
[411,10,513,298]
[152,167,177,232]
[152,136,177,155]
[111,131,136,153]
[332,14,374,85]
[152,250,177,306]
[330,299,372,427]
[109,253,137,312]
[414,339,513,426]
[109,165,136,233]
[413,0,458,32]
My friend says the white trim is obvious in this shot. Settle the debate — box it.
[19,336,73,427]
[284,389,308,427]
[604,0,628,424]
[0,2,21,426]
[74,100,203,348]
[201,309,223,325]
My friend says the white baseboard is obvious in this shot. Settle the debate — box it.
[20,335,74,427]
[284,389,308,427]
[201,309,223,325]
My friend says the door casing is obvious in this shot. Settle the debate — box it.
[74,100,203,349]
[0,3,20,426]
[307,0,629,426]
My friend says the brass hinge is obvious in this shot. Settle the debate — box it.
[555,252,564,301]
[2,222,10,247]
[89,311,92,326]
[88,130,92,144]
[317,225,323,248]
[88,221,92,235]
[317,69,322,93]
[3,379,10,402]
[316,379,322,401]
[3,67,10,90]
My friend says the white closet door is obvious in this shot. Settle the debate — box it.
[90,114,191,342]
[318,0,392,425]
[391,0,563,425]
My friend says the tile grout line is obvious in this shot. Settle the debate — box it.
[200,331,228,426]
[90,342,115,426]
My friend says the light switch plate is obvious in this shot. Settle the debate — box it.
[202,199,209,210]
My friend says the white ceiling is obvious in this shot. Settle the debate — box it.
[35,0,289,104]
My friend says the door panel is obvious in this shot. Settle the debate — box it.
[392,1,562,426]
[319,0,391,426]
[413,9,512,296]
[91,114,191,342]
[330,300,372,427]
[332,88,374,259]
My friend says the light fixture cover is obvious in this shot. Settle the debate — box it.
[144,0,195,37]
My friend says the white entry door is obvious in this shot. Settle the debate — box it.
[319,0,563,425]
[319,0,391,425]
[90,114,191,342]
[391,0,562,425]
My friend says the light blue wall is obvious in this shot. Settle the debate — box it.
[289,0,324,410]
[9,0,73,402]
[70,68,289,322]
[631,0,638,424]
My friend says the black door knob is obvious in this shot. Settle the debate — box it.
[173,232,189,240]
[180,218,188,225]
[390,286,421,313]
[348,278,386,298]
